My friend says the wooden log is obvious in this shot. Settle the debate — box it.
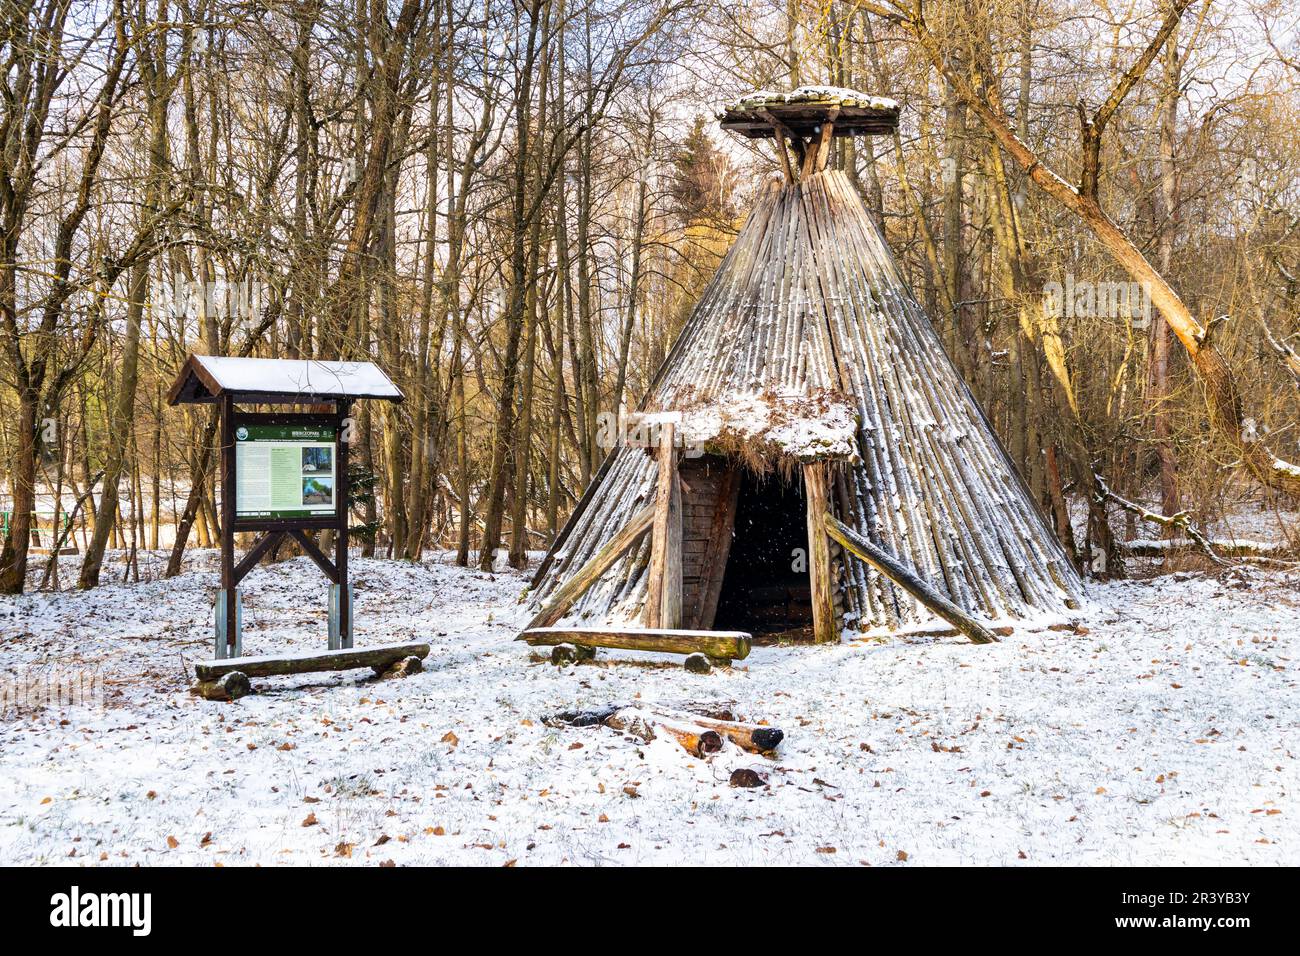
[192,671,251,702]
[1120,538,1295,559]
[645,423,682,628]
[519,626,750,660]
[543,703,782,755]
[606,708,724,758]
[824,514,1000,645]
[651,707,784,753]
[526,503,656,629]
[194,641,431,681]
[804,463,838,644]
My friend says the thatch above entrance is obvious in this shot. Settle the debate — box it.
[631,387,859,468]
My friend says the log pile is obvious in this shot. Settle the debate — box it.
[546,703,784,758]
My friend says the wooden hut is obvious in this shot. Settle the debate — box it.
[523,88,1083,652]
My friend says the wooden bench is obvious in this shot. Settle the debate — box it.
[193,641,430,700]
[518,627,750,670]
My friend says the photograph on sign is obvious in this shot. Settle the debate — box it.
[234,424,338,519]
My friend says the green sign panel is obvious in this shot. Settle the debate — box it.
[234,424,338,519]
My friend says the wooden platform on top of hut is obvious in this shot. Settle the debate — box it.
[719,86,900,138]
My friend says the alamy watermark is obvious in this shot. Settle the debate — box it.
[0,664,104,715]
[595,410,706,458]
[1042,273,1152,329]
[50,886,151,935]
[152,272,267,321]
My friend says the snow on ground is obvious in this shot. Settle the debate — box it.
[0,550,1296,866]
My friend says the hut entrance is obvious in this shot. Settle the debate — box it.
[712,470,813,638]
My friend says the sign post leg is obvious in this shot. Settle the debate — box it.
[335,399,351,649]
[214,588,243,658]
[328,583,353,650]
[219,393,239,658]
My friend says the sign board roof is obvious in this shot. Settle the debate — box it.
[167,354,403,405]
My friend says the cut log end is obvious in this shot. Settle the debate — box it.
[683,653,712,674]
[550,643,597,666]
[374,655,424,679]
[192,670,251,702]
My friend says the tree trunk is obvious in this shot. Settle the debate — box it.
[1149,15,1182,517]
[895,2,1300,500]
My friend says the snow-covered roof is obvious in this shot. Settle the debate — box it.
[167,354,403,405]
[722,86,900,113]
[718,86,900,138]
[636,389,859,464]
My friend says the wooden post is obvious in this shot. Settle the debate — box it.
[825,513,1000,645]
[336,400,352,649]
[526,503,655,629]
[804,462,837,644]
[758,109,797,183]
[645,422,682,628]
[813,109,839,173]
[219,393,237,656]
